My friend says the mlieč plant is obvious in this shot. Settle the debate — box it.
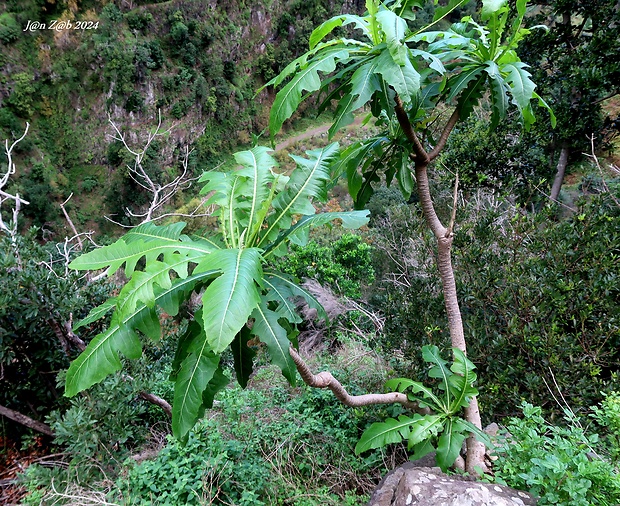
[64,144,369,441]
[356,345,490,471]
[265,0,554,472]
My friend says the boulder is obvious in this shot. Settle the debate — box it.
[368,463,536,506]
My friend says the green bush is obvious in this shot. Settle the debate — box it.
[493,402,620,505]
[0,12,20,44]
[7,72,37,118]
[274,233,375,298]
[0,232,110,438]
[439,115,550,204]
[19,370,169,504]
[125,10,153,32]
[124,91,144,113]
[47,373,149,470]
[591,391,620,463]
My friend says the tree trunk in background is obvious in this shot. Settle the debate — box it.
[0,404,55,436]
[550,142,570,201]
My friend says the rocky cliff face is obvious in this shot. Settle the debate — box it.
[0,0,361,231]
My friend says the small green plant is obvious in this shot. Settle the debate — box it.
[493,402,620,506]
[115,359,383,505]
[355,345,489,471]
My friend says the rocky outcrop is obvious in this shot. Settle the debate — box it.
[368,463,536,506]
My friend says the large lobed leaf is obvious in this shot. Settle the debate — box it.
[171,315,221,441]
[269,46,352,139]
[251,302,297,385]
[69,222,216,277]
[65,272,216,397]
[196,248,263,354]
[261,143,340,246]
[234,146,278,246]
[375,49,420,104]
[355,414,416,454]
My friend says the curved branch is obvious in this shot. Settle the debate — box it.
[428,109,459,161]
[139,392,172,418]
[289,346,429,413]
[394,96,429,163]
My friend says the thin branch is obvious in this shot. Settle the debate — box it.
[60,194,82,249]
[138,392,172,418]
[289,346,429,413]
[0,403,55,436]
[1,123,31,268]
[428,109,460,161]
[533,180,577,212]
[447,170,459,236]
[586,135,620,208]
[107,114,195,225]
[592,90,619,105]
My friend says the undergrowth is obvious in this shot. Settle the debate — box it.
[20,339,397,506]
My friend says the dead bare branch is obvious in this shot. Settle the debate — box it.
[1,123,31,268]
[586,135,620,208]
[107,113,202,225]
[60,193,82,251]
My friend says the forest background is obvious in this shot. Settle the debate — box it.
[0,0,619,504]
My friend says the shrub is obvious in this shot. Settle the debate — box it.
[7,73,37,118]
[591,391,620,463]
[274,233,375,298]
[0,233,110,438]
[115,360,386,505]
[0,12,20,44]
[439,115,550,205]
[493,402,620,505]
[125,10,153,32]
[124,91,144,113]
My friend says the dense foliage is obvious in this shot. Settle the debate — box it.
[370,189,620,420]
[0,232,109,436]
[520,0,620,163]
[64,144,368,441]
[2,0,620,503]
[494,401,620,505]
[0,0,354,233]
[273,233,375,298]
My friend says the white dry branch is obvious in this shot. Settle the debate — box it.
[0,123,30,267]
[586,134,620,209]
[106,112,209,226]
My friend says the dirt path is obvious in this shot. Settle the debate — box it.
[274,115,366,152]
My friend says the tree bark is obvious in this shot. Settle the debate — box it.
[392,101,488,473]
[289,346,430,413]
[434,208,486,474]
[138,392,172,418]
[0,404,55,436]
[550,142,570,202]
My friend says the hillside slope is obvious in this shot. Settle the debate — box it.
[0,0,361,234]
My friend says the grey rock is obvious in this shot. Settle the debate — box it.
[368,464,536,506]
